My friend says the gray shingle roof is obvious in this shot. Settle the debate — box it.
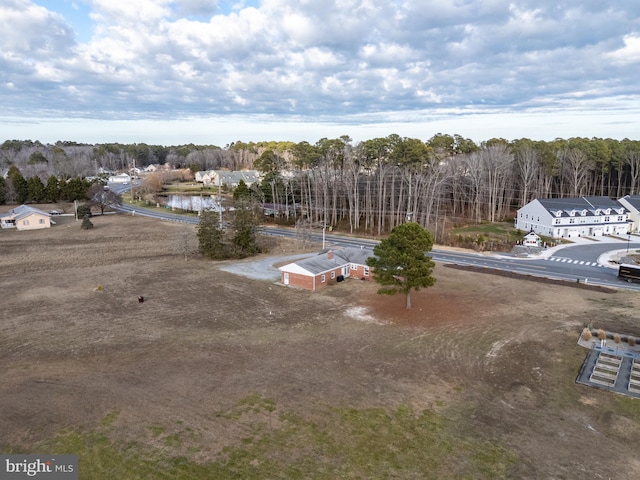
[537,196,627,217]
[620,195,640,211]
[290,247,375,275]
[216,170,260,185]
[0,205,50,220]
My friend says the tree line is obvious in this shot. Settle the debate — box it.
[249,135,640,240]
[3,135,640,237]
[0,165,90,205]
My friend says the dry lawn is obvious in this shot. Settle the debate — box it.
[2,212,640,478]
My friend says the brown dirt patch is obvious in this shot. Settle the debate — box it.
[2,214,640,479]
[360,277,491,327]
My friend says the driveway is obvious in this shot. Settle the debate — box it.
[217,253,315,280]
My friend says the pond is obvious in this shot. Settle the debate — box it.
[165,194,223,212]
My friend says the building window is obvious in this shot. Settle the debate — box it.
[23,220,29,225]
[554,219,560,225]
[331,271,335,279]
[364,267,369,276]
[525,214,529,220]
[604,216,610,222]
[321,274,326,283]
[39,219,44,224]
[351,264,357,270]
[569,218,575,224]
[618,216,624,221]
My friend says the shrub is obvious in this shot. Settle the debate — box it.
[597,329,607,340]
[582,328,592,341]
[614,334,621,345]
[81,214,94,230]
[77,204,92,218]
[629,337,636,347]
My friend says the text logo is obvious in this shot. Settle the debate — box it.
[1,455,77,480]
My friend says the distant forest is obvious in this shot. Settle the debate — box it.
[2,135,640,237]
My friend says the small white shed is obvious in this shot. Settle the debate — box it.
[523,231,541,247]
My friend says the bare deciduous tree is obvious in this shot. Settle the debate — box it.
[625,150,640,195]
[558,148,593,197]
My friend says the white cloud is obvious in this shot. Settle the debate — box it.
[0,0,75,56]
[360,43,414,67]
[171,0,218,17]
[3,0,640,142]
[88,0,172,25]
[608,34,640,65]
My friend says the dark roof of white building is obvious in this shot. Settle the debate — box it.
[536,196,627,217]
[620,195,640,211]
[216,170,260,185]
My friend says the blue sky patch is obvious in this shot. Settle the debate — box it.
[33,0,94,43]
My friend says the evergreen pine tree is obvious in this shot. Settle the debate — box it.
[7,166,28,204]
[197,209,226,259]
[81,214,93,230]
[45,176,60,203]
[232,200,260,258]
[366,222,436,310]
[27,176,45,203]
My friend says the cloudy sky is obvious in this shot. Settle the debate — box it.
[1,0,640,146]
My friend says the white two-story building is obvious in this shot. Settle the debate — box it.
[515,196,630,239]
[617,195,640,232]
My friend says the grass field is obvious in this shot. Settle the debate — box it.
[2,212,640,478]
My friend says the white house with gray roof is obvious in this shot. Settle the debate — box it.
[108,172,131,184]
[196,170,261,188]
[515,196,630,239]
[0,205,51,231]
[212,170,260,188]
[195,170,214,184]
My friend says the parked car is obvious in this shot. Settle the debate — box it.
[48,210,61,215]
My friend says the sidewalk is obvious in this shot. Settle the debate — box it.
[508,235,639,266]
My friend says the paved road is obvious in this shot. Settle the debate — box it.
[508,237,640,291]
[262,225,640,290]
[108,190,640,290]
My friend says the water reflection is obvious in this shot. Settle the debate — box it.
[165,195,223,212]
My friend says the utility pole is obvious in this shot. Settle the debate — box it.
[130,159,135,203]
[218,175,223,229]
[323,223,326,249]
